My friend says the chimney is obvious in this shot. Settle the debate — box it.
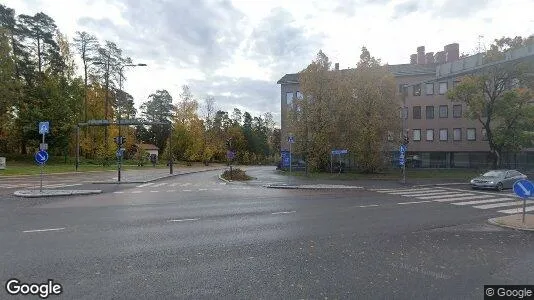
[435,51,446,64]
[416,46,425,65]
[334,63,339,70]
[425,52,434,64]
[410,54,417,64]
[444,43,459,63]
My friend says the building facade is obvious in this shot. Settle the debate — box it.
[277,43,534,169]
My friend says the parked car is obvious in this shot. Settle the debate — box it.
[470,169,527,191]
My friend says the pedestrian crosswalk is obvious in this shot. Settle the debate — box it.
[370,187,530,214]
[111,181,252,194]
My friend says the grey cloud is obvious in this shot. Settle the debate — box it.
[392,0,420,19]
[432,0,494,18]
[186,76,281,124]
[333,0,392,16]
[244,7,324,75]
[78,0,245,71]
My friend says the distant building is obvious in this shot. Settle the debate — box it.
[136,143,159,158]
[277,43,534,169]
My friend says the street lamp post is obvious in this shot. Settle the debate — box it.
[117,63,147,183]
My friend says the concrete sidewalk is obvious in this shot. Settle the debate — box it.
[488,214,534,231]
[91,165,225,184]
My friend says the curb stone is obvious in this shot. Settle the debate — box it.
[487,217,534,232]
[92,168,224,184]
[14,190,102,198]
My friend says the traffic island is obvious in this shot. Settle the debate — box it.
[488,214,534,232]
[265,184,363,190]
[14,189,102,198]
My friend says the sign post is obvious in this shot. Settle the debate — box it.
[37,121,50,192]
[288,136,295,183]
[513,179,534,225]
[399,144,407,184]
[331,150,348,174]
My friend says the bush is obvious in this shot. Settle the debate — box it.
[221,168,252,181]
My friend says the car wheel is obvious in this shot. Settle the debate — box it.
[471,186,478,190]
[496,182,503,191]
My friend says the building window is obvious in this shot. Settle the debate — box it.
[482,128,488,140]
[401,107,408,119]
[387,131,393,141]
[439,129,448,141]
[286,92,294,106]
[439,105,448,118]
[426,83,434,95]
[453,104,462,118]
[467,128,476,141]
[413,84,421,96]
[426,106,434,119]
[413,129,421,141]
[296,91,303,100]
[453,128,462,141]
[426,129,434,141]
[413,106,421,119]
[439,82,448,94]
[399,84,407,93]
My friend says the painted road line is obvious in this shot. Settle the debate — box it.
[131,190,142,194]
[198,188,208,191]
[400,191,453,197]
[183,189,192,192]
[168,218,199,222]
[439,187,509,196]
[372,188,434,192]
[113,191,125,194]
[387,189,446,195]
[498,206,534,214]
[166,189,177,192]
[359,204,380,208]
[271,211,296,215]
[150,190,159,193]
[212,188,222,191]
[151,183,168,188]
[398,200,434,205]
[416,193,471,200]
[23,227,65,233]
[181,183,192,186]
[44,183,83,188]
[433,195,490,202]
[136,182,154,188]
[474,201,529,209]
[452,198,515,206]
[169,183,179,187]
[382,189,436,194]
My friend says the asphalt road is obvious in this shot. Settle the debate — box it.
[1,167,533,299]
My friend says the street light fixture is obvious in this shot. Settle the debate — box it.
[117,62,147,183]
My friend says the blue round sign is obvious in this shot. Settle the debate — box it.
[34,150,49,165]
[513,179,534,199]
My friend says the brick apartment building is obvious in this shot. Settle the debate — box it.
[277,42,534,169]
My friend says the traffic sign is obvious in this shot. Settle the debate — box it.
[331,149,348,155]
[281,151,290,168]
[400,144,407,153]
[226,150,236,160]
[34,150,49,165]
[40,143,48,151]
[288,136,295,144]
[39,121,50,134]
[513,179,534,199]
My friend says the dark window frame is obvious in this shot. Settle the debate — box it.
[453,104,462,118]
[426,129,434,141]
[425,83,434,95]
[439,82,448,94]
[453,128,462,141]
[439,128,448,141]
[426,106,434,119]
[413,84,421,96]
[439,105,448,118]
[413,106,421,119]
[467,128,476,141]
[413,129,421,141]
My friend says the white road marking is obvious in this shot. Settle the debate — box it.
[166,190,176,192]
[387,189,446,195]
[433,195,489,202]
[113,191,124,194]
[211,188,222,191]
[23,227,65,233]
[183,189,192,192]
[151,183,168,187]
[452,198,515,206]
[136,183,154,188]
[170,183,179,187]
[181,183,192,186]
[372,188,434,192]
[398,200,434,205]
[271,211,296,215]
[416,193,470,200]
[168,218,199,222]
[498,206,534,214]
[150,191,159,193]
[198,188,208,191]
[131,190,142,194]
[44,183,83,188]
[359,204,379,208]
[400,191,451,197]
[474,201,529,209]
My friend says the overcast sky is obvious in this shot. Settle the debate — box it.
[4,0,534,125]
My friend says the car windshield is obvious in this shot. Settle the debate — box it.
[482,170,505,177]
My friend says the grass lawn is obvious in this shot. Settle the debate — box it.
[280,168,482,181]
[0,161,188,176]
